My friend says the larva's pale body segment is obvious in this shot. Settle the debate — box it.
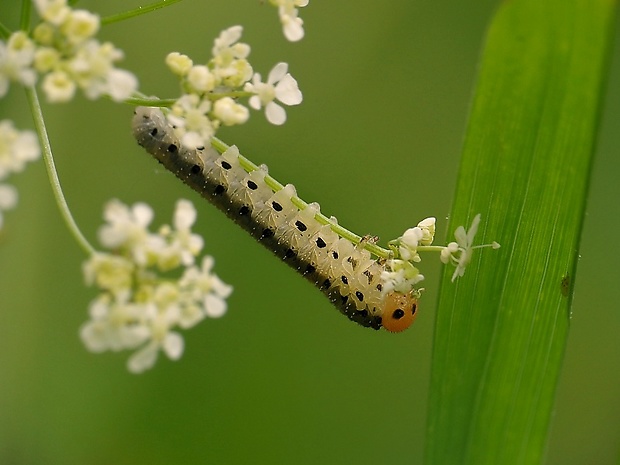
[132,107,418,332]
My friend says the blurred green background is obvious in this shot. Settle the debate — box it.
[0,1,618,464]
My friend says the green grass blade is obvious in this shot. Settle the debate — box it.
[425,1,617,465]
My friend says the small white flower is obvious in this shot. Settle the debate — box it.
[168,94,216,150]
[440,214,499,282]
[83,252,135,294]
[155,199,204,270]
[0,120,41,179]
[213,97,249,126]
[0,32,37,97]
[210,25,253,88]
[98,199,155,265]
[60,9,100,44]
[0,183,18,230]
[186,65,216,93]
[41,70,77,102]
[34,0,71,26]
[381,259,425,294]
[180,255,233,318]
[166,52,193,76]
[245,62,302,125]
[270,0,309,42]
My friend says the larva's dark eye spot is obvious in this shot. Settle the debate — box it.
[190,164,202,174]
[340,275,348,285]
[221,161,232,170]
[382,293,418,333]
[272,201,283,212]
[150,128,158,136]
[167,144,178,153]
[316,237,326,248]
[355,291,364,301]
[247,180,258,190]
[214,185,225,195]
[295,220,307,232]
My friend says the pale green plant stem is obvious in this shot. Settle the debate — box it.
[25,86,96,256]
[20,0,31,31]
[101,0,183,25]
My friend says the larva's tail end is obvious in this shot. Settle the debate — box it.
[381,292,418,333]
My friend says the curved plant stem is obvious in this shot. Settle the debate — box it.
[25,86,96,256]
[101,0,183,25]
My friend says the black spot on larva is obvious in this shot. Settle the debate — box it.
[239,205,250,216]
[305,264,316,274]
[167,144,178,153]
[190,164,202,174]
[284,248,296,259]
[321,279,331,289]
[357,309,368,317]
[363,270,373,284]
[214,185,225,195]
[332,251,339,259]
[221,160,232,170]
[247,180,258,190]
[376,283,383,292]
[392,308,406,320]
[149,128,158,136]
[340,275,348,285]
[316,237,327,248]
[340,295,348,305]
[411,303,417,315]
[197,146,205,151]
[355,291,364,301]
[295,221,307,232]
[272,201,283,212]
[261,228,274,239]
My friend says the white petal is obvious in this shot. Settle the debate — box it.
[127,342,159,373]
[204,294,227,318]
[163,332,184,360]
[267,62,288,84]
[0,184,18,210]
[275,74,302,105]
[265,102,286,125]
[174,199,197,229]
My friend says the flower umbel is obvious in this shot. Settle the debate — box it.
[163,26,302,149]
[81,199,233,373]
[0,120,41,231]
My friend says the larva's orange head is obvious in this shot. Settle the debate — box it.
[381,292,419,333]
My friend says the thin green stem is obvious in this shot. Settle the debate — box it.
[25,86,96,256]
[0,21,11,39]
[124,96,177,107]
[100,0,183,25]
[20,0,32,31]
[210,136,393,259]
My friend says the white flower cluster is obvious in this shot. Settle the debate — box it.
[382,217,436,294]
[165,25,302,149]
[0,120,41,230]
[0,0,137,102]
[269,0,310,42]
[384,214,499,290]
[80,199,232,373]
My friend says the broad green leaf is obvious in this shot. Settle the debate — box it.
[425,1,617,465]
